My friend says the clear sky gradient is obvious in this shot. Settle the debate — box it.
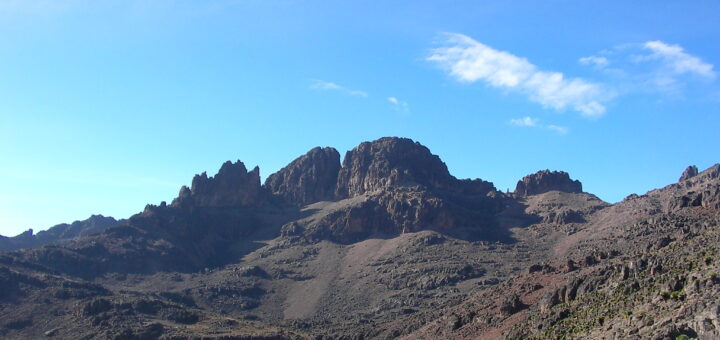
[1,1,719,236]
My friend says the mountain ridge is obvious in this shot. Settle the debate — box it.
[1,137,717,339]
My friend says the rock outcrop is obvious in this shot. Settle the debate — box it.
[514,170,582,197]
[174,160,263,208]
[679,165,699,182]
[669,167,720,211]
[265,147,341,206]
[280,137,504,243]
[335,137,456,199]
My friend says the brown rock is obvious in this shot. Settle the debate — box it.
[679,165,699,182]
[265,147,341,206]
[177,160,263,207]
[514,170,582,196]
[335,137,456,199]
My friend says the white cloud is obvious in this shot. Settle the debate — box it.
[641,41,715,79]
[584,41,716,95]
[428,33,610,118]
[546,125,569,135]
[509,116,538,127]
[508,117,568,134]
[310,79,368,97]
[387,97,409,113]
[579,56,609,68]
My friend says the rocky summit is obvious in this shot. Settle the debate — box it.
[265,146,341,206]
[514,170,583,197]
[1,137,719,340]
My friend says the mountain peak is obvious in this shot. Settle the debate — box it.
[679,165,699,182]
[265,146,341,206]
[335,137,454,198]
[181,160,263,207]
[514,170,582,196]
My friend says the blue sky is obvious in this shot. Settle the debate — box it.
[1,1,719,236]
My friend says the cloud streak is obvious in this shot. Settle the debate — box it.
[387,97,409,113]
[509,116,568,134]
[580,40,716,95]
[428,33,610,118]
[546,124,568,135]
[641,41,715,79]
[509,116,538,127]
[579,55,609,68]
[310,79,368,97]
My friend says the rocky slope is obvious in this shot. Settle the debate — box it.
[380,164,720,340]
[0,137,718,339]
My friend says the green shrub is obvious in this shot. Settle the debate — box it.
[669,291,685,301]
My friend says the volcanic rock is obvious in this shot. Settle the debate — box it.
[265,147,341,206]
[514,170,582,196]
[679,165,699,182]
[335,137,456,198]
[176,160,263,207]
[279,138,504,243]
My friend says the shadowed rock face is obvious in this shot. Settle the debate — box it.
[265,147,341,206]
[679,165,699,182]
[279,137,504,243]
[175,160,263,208]
[514,170,582,197]
[335,137,456,199]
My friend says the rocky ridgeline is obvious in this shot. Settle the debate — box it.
[174,160,264,208]
[2,137,593,272]
[274,137,503,243]
[157,137,504,244]
[1,137,718,340]
[514,170,583,197]
[0,215,121,252]
[669,164,720,211]
[266,137,496,205]
[679,165,699,182]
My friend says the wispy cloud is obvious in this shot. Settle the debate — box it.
[310,79,368,97]
[509,116,538,127]
[546,124,569,135]
[579,55,609,69]
[580,40,715,96]
[509,116,568,134]
[428,33,610,118]
[640,41,715,79]
[387,97,409,113]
